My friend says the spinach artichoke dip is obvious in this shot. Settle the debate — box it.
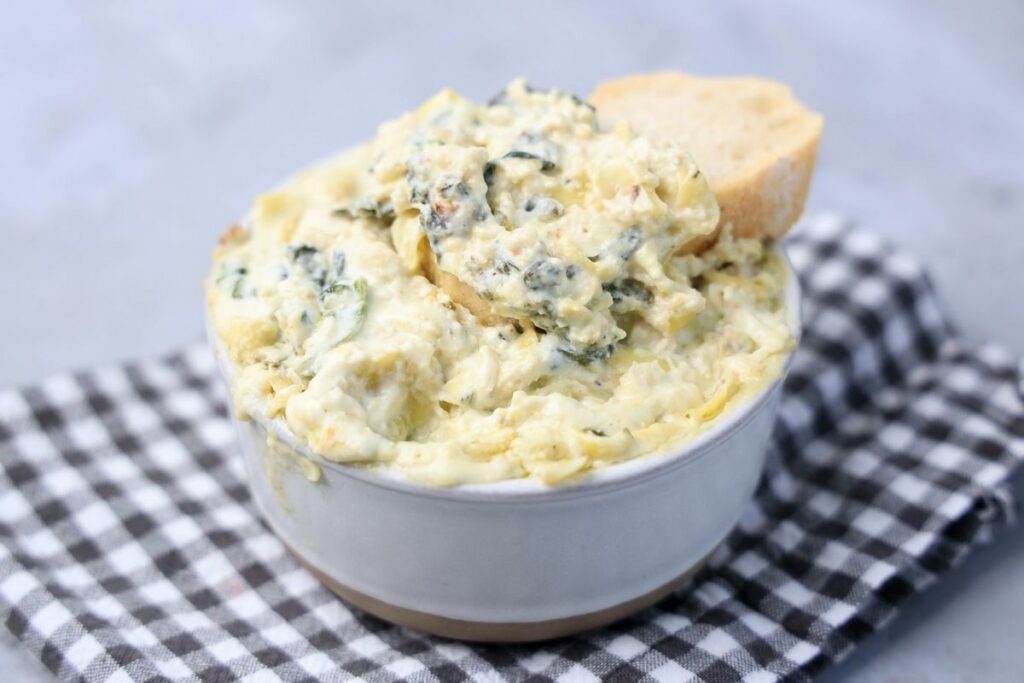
[206,80,793,487]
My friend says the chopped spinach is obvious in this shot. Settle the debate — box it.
[416,176,484,253]
[515,257,588,339]
[440,179,470,199]
[421,206,455,252]
[487,90,512,107]
[603,277,653,306]
[287,244,320,271]
[472,253,522,300]
[567,92,596,113]
[495,257,519,275]
[502,150,556,172]
[286,244,348,294]
[334,198,395,221]
[483,138,558,218]
[589,228,644,264]
[407,167,430,203]
[523,196,564,219]
[485,133,559,206]
[231,269,248,298]
[612,228,643,261]
[330,252,346,280]
[482,161,499,215]
[527,300,557,321]
[487,83,592,114]
[319,277,369,346]
[216,265,248,299]
[523,257,569,292]
[487,81,536,107]
[508,132,560,171]
[557,343,615,366]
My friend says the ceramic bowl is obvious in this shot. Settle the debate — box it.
[211,246,800,642]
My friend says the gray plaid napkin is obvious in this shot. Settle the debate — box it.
[1,215,1022,683]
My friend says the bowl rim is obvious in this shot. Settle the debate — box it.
[211,243,801,502]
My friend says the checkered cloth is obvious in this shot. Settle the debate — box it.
[1,216,1022,683]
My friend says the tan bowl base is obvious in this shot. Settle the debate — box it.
[285,540,711,643]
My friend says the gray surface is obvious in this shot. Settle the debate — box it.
[1,1,1022,681]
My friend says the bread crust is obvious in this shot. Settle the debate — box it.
[590,72,823,243]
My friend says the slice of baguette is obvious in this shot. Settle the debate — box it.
[590,72,823,245]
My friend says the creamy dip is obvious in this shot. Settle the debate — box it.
[206,80,792,486]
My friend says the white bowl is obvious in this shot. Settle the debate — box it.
[212,246,800,642]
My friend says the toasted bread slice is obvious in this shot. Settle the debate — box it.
[590,72,823,244]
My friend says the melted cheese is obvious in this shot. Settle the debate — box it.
[206,80,793,487]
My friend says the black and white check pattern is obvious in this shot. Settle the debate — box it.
[1,215,1022,682]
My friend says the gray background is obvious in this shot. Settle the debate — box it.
[1,1,1022,680]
